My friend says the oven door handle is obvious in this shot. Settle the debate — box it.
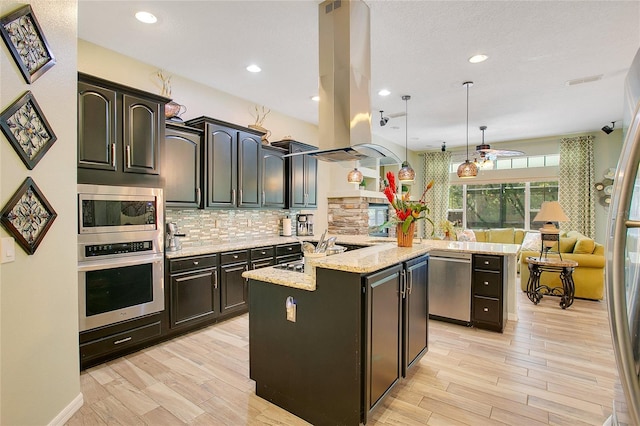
[78,253,164,272]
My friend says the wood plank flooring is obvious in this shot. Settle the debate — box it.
[67,291,619,425]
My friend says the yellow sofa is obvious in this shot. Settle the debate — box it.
[473,228,525,245]
[519,231,605,300]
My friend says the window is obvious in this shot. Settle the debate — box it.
[449,181,558,230]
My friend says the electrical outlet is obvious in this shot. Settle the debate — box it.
[1,237,16,263]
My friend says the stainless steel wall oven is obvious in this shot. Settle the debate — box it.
[77,184,164,332]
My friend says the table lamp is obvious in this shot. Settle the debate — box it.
[533,201,569,260]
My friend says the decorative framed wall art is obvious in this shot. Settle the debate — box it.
[0,177,57,255]
[0,91,57,170]
[0,4,56,84]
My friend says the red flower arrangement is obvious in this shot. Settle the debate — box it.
[382,171,435,234]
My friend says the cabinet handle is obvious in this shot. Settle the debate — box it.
[233,255,239,259]
[245,265,249,282]
[232,189,236,205]
[213,271,218,289]
[239,189,243,203]
[400,271,407,298]
[193,261,199,266]
[484,281,489,285]
[287,247,292,251]
[261,251,266,255]
[111,143,116,167]
[407,270,413,295]
[483,307,489,312]
[126,145,131,168]
[262,190,265,201]
[114,336,132,345]
[484,261,490,265]
[196,188,201,205]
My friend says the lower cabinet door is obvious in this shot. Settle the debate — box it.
[404,256,428,375]
[170,268,218,328]
[364,265,402,413]
[220,262,249,314]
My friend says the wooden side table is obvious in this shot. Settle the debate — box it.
[526,257,579,309]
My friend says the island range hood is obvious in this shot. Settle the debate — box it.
[305,0,401,165]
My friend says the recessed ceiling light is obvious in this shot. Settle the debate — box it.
[246,64,261,73]
[468,54,488,64]
[135,11,157,24]
[311,95,320,102]
[378,89,391,96]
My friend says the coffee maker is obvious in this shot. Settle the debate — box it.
[296,214,314,236]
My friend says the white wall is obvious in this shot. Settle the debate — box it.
[0,1,80,424]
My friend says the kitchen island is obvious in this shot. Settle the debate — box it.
[242,237,519,425]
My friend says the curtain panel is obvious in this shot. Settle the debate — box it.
[559,135,595,238]
[422,151,451,237]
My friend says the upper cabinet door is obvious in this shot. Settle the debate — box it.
[305,155,318,208]
[237,131,262,208]
[205,124,236,208]
[123,94,161,175]
[78,82,117,171]
[262,148,286,208]
[163,125,201,208]
[290,144,307,208]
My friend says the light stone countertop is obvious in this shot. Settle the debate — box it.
[164,236,302,259]
[242,235,520,291]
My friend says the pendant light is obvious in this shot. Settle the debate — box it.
[457,81,478,178]
[347,162,363,184]
[398,95,415,183]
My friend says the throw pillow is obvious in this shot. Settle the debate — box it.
[457,229,476,242]
[489,228,515,244]
[521,231,541,251]
[559,236,578,253]
[574,238,596,254]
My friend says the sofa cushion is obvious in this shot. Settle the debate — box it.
[559,237,578,253]
[489,228,515,244]
[521,231,541,251]
[574,238,596,254]
[473,230,488,242]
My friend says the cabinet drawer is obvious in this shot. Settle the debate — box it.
[170,254,217,273]
[474,255,502,272]
[277,254,302,265]
[473,296,501,324]
[473,271,502,298]
[221,250,249,265]
[80,321,161,362]
[251,246,275,260]
[276,243,301,257]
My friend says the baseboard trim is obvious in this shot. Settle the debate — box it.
[508,312,519,321]
[48,392,83,426]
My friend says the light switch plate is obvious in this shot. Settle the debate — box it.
[1,237,16,263]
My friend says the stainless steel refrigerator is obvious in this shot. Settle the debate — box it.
[606,47,640,426]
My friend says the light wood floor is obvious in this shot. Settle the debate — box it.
[67,291,619,425]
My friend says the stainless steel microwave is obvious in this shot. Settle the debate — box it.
[78,184,162,234]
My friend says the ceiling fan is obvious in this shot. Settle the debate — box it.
[475,126,525,161]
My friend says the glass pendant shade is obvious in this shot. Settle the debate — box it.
[457,159,478,178]
[347,167,363,184]
[398,161,416,183]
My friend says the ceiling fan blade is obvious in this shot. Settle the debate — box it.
[475,143,524,157]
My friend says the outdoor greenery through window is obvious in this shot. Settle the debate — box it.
[447,181,558,230]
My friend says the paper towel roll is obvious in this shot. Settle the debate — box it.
[282,218,292,236]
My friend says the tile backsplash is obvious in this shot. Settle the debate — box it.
[165,208,299,248]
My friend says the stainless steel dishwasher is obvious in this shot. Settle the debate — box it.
[428,251,472,325]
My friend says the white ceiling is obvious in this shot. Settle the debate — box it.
[77,1,640,153]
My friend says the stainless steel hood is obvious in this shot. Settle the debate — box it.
[307,0,400,165]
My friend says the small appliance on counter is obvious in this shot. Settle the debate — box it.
[166,222,185,251]
[296,213,314,236]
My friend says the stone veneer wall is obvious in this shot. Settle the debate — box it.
[166,208,298,248]
[328,197,388,235]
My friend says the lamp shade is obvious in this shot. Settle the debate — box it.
[457,160,478,178]
[533,201,569,223]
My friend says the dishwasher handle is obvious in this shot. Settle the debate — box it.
[430,256,471,264]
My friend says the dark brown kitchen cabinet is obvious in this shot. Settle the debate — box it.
[275,242,302,264]
[168,254,219,330]
[472,254,506,332]
[250,246,275,269]
[220,249,250,315]
[270,140,318,209]
[261,146,286,208]
[186,117,262,208]
[163,123,202,208]
[78,73,168,186]
[403,256,429,375]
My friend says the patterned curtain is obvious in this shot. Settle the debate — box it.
[422,151,451,237]
[559,135,595,237]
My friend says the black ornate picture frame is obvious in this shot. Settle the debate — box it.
[0,91,57,170]
[0,177,57,255]
[0,4,56,84]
